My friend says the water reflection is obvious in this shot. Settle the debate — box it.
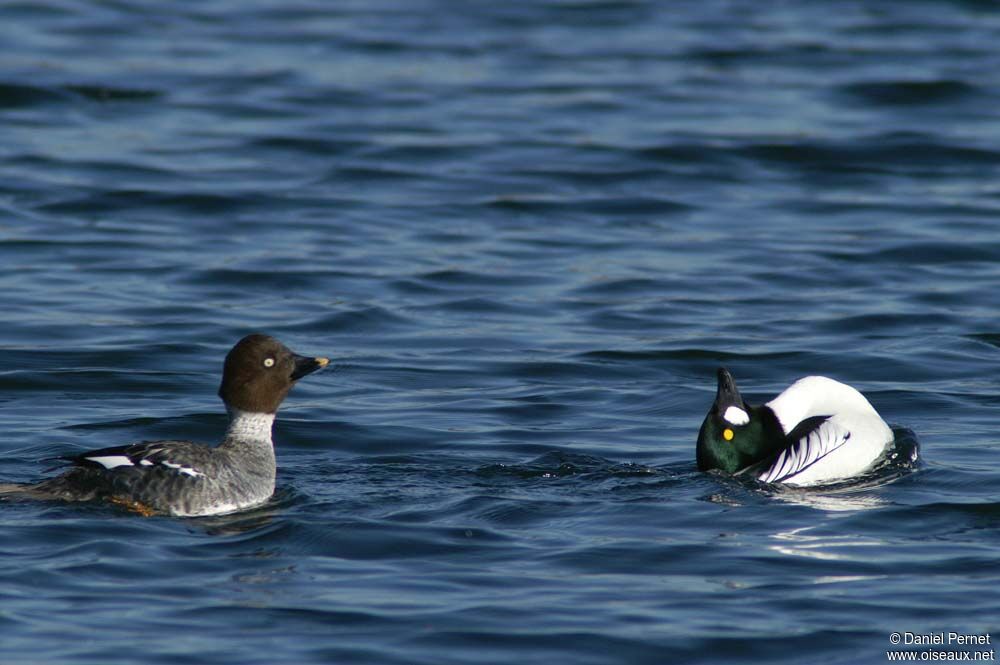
[769,525,886,564]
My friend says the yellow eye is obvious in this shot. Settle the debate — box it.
[723,428,734,441]
[263,357,275,368]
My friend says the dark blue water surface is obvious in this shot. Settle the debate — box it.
[2,2,1000,664]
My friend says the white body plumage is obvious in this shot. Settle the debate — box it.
[762,376,893,486]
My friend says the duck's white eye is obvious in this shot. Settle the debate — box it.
[263,357,275,368]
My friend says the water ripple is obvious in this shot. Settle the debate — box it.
[3,1,1000,664]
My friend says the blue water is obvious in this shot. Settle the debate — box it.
[2,2,1000,663]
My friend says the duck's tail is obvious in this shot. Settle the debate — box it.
[0,480,84,500]
[1,470,104,503]
[0,482,36,497]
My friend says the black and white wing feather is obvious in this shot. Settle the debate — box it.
[28,440,220,511]
[750,415,852,484]
[68,440,211,479]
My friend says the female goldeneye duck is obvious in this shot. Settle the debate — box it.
[0,334,329,517]
[696,367,894,486]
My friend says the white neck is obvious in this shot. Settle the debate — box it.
[224,407,276,445]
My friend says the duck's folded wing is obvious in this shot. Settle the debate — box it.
[744,415,851,484]
[65,441,211,478]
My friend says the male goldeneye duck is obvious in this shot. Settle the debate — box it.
[2,334,328,517]
[696,367,893,486]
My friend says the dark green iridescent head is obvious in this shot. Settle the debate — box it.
[696,367,784,473]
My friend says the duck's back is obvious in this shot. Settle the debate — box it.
[765,376,893,486]
[28,439,276,517]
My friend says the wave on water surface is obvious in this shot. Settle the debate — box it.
[2,1,1000,664]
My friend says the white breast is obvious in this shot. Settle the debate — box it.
[765,376,893,486]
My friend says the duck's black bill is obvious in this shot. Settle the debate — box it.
[291,354,330,380]
[714,367,744,410]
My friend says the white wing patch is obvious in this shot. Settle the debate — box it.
[758,420,851,484]
[723,406,750,426]
[84,452,204,478]
[160,461,205,478]
[84,455,134,469]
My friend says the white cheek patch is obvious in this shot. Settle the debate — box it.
[84,455,134,469]
[723,406,750,426]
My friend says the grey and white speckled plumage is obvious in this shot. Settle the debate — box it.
[7,334,327,517]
